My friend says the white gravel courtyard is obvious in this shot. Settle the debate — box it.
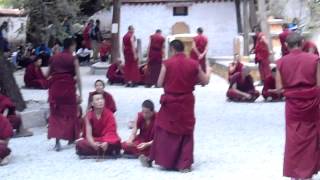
[0,67,314,180]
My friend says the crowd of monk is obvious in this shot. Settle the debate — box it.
[1,23,320,180]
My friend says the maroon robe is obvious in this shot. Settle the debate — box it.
[0,115,13,159]
[83,24,92,49]
[0,94,22,131]
[88,91,117,113]
[279,29,291,56]
[24,63,48,89]
[228,61,243,82]
[123,32,140,83]
[302,41,319,56]
[48,50,80,141]
[145,33,165,86]
[76,108,121,156]
[255,33,272,81]
[106,64,124,84]
[226,72,260,102]
[262,75,283,100]
[190,34,208,72]
[122,112,156,156]
[150,52,199,170]
[277,49,320,179]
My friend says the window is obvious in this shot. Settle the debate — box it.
[173,7,188,16]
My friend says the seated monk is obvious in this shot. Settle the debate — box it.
[0,114,13,166]
[106,60,125,85]
[139,63,148,86]
[87,80,117,113]
[122,100,156,158]
[0,93,33,137]
[262,67,284,101]
[228,54,243,82]
[76,92,121,159]
[227,67,260,102]
[24,56,48,89]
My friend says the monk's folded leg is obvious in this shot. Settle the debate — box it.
[105,141,121,156]
[122,142,139,156]
[0,144,11,160]
[249,90,260,102]
[7,115,22,132]
[76,139,98,156]
[226,89,244,101]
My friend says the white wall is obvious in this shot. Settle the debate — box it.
[91,2,238,57]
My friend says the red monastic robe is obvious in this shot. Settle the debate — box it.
[279,29,291,56]
[262,75,283,101]
[255,33,272,81]
[122,112,156,156]
[88,91,117,113]
[150,52,199,170]
[0,115,13,159]
[24,63,48,89]
[228,61,243,82]
[48,50,80,141]
[302,41,319,56]
[190,34,208,72]
[83,24,92,49]
[277,49,320,179]
[106,64,125,84]
[123,32,140,83]
[145,33,165,86]
[76,108,121,156]
[0,94,22,131]
[226,72,260,102]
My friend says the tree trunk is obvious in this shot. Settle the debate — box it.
[0,54,26,111]
[111,0,121,63]
[243,0,250,56]
[235,0,242,33]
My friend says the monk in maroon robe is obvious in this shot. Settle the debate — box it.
[302,40,319,56]
[106,60,125,85]
[190,27,208,72]
[262,68,283,101]
[122,100,156,158]
[145,29,165,87]
[87,80,117,113]
[228,54,243,82]
[255,32,272,82]
[0,93,32,137]
[276,32,320,180]
[0,114,13,166]
[139,40,211,172]
[279,24,291,57]
[227,67,260,102]
[76,92,121,159]
[24,56,48,89]
[123,26,140,87]
[47,38,82,151]
[83,20,93,49]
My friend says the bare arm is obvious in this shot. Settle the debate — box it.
[146,38,151,61]
[201,43,209,57]
[157,65,166,87]
[127,117,138,143]
[131,36,137,60]
[3,109,8,117]
[275,69,283,91]
[0,139,9,145]
[192,41,201,56]
[197,66,211,86]
[74,58,82,101]
[85,115,95,146]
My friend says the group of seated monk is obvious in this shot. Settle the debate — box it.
[227,55,283,102]
[76,88,156,160]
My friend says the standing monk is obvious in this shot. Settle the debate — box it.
[139,40,211,172]
[190,27,208,72]
[255,32,272,83]
[123,26,140,87]
[47,38,82,152]
[0,114,13,166]
[83,20,93,49]
[279,23,291,57]
[276,32,320,180]
[302,40,319,56]
[76,92,121,159]
[145,29,165,87]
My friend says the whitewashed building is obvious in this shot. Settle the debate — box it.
[91,0,238,57]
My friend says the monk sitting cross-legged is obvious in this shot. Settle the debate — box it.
[0,114,13,166]
[226,67,260,102]
[76,92,121,159]
[122,100,156,158]
[228,53,243,82]
[24,56,48,89]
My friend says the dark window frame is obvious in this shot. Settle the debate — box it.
[173,6,188,16]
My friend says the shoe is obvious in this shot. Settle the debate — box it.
[139,155,152,167]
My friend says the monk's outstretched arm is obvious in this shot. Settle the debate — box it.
[198,66,211,86]
[317,60,320,86]
[74,58,82,102]
[157,65,166,87]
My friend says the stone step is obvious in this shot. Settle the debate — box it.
[90,62,110,75]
